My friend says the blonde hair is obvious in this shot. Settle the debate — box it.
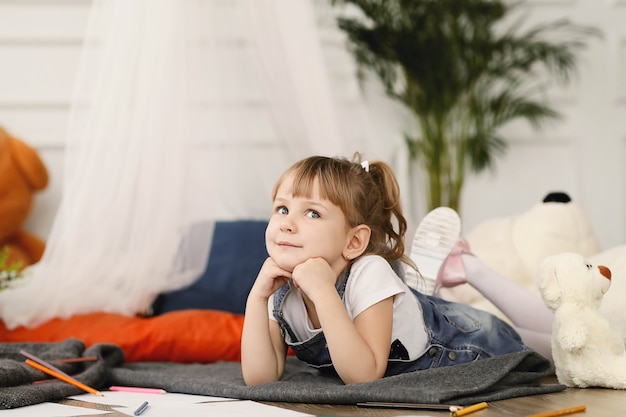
[273,153,413,267]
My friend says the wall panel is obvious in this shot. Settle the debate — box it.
[0,0,89,238]
[6,0,626,251]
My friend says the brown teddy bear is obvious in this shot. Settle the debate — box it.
[0,126,48,269]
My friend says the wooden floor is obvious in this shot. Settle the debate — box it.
[59,379,626,417]
[273,385,626,416]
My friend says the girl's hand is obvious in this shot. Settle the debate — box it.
[291,257,337,302]
[291,257,394,384]
[248,257,292,301]
[242,256,289,386]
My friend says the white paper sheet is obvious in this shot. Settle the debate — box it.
[0,402,108,416]
[69,391,236,408]
[112,400,314,417]
[2,393,312,417]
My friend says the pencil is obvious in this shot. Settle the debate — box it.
[134,401,149,416]
[452,401,488,417]
[110,386,166,394]
[52,356,99,364]
[20,350,73,379]
[25,359,103,396]
[32,373,79,384]
[526,405,586,417]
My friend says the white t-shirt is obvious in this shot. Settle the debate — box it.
[268,255,428,361]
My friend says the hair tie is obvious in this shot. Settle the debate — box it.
[360,160,369,172]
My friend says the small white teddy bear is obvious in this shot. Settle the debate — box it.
[536,252,626,389]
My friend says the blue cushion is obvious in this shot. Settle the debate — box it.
[153,220,268,315]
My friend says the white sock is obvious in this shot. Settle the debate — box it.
[514,328,553,364]
[462,254,553,334]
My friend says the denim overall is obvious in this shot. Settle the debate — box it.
[272,266,529,377]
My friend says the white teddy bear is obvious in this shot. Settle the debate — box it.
[536,252,626,389]
[440,192,601,320]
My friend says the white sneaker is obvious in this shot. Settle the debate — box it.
[405,207,461,294]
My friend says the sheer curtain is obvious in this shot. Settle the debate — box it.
[0,0,354,329]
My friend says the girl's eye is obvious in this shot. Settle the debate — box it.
[306,210,320,219]
[277,206,288,215]
[586,263,593,269]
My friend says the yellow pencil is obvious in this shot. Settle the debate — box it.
[25,359,103,396]
[526,404,586,417]
[452,401,488,417]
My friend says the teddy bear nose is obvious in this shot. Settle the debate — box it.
[598,265,611,280]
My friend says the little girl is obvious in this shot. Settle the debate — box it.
[241,153,552,386]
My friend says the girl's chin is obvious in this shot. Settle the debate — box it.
[269,256,297,273]
[275,262,296,273]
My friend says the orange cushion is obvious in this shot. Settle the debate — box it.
[0,310,245,363]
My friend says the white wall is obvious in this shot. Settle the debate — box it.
[0,0,89,240]
[458,0,626,251]
[3,0,624,251]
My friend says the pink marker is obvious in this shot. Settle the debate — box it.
[109,386,166,394]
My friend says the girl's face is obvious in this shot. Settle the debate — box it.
[266,175,353,275]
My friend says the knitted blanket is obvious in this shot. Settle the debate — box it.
[0,339,564,409]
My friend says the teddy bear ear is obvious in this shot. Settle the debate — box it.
[8,134,49,191]
[536,255,562,307]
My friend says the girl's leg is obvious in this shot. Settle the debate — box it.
[514,328,553,363]
[439,248,554,362]
[460,253,553,334]
[408,208,553,361]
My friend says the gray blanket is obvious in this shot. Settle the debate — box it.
[0,339,564,409]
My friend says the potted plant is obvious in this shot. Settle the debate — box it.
[331,0,600,211]
[0,246,23,292]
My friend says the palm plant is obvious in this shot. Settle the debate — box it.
[331,0,600,211]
